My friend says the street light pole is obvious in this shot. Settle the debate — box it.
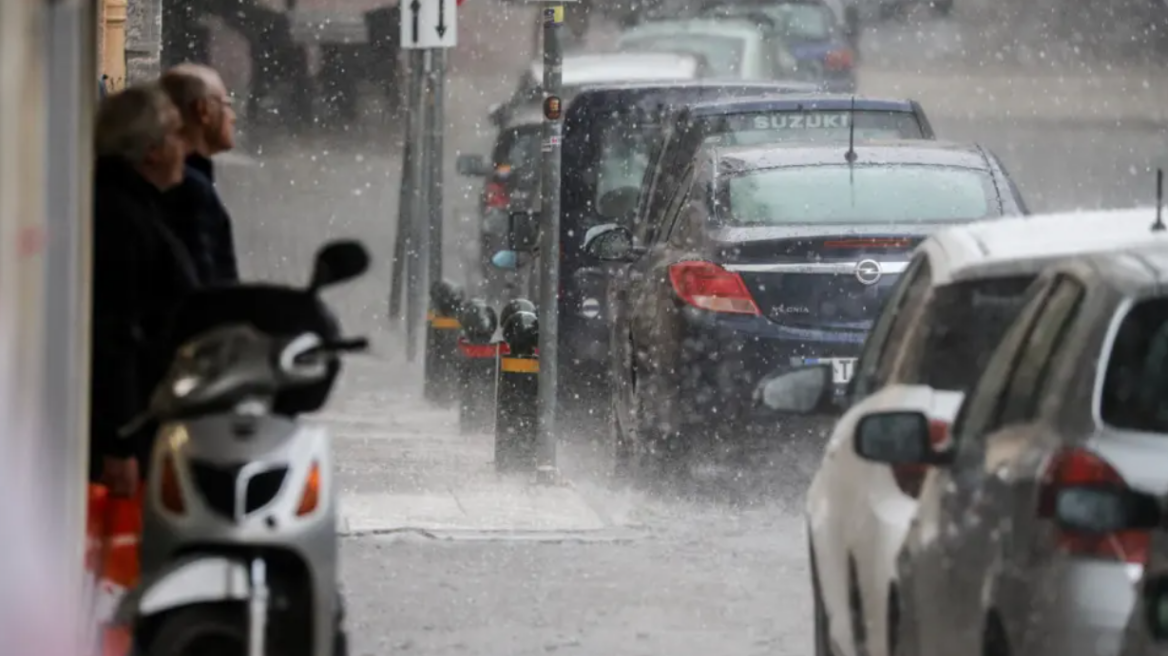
[534,4,566,483]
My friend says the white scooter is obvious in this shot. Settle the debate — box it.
[113,240,370,656]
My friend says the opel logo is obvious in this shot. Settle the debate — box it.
[855,259,882,286]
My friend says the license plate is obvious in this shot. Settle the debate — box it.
[802,357,857,384]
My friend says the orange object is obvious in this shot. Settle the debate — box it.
[87,484,143,656]
[297,462,322,516]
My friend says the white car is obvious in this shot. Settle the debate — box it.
[760,207,1168,656]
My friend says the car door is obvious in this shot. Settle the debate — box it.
[910,275,1063,656]
[624,164,697,424]
[977,276,1085,627]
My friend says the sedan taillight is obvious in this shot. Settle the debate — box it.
[484,181,508,209]
[668,261,760,315]
[1038,448,1150,565]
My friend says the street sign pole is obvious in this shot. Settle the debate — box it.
[389,51,420,328]
[426,48,446,299]
[405,48,427,363]
[528,2,570,483]
[400,0,457,362]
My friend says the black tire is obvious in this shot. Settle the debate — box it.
[809,540,831,656]
[610,393,635,483]
[142,605,247,656]
[982,613,1010,656]
[887,587,900,656]
[333,628,349,656]
[849,562,870,656]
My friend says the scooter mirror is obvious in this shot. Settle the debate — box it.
[310,240,370,291]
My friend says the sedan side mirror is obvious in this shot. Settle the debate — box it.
[456,153,491,177]
[854,411,951,466]
[583,223,636,262]
[754,365,836,415]
[1053,486,1161,534]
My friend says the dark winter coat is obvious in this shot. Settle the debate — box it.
[162,153,240,285]
[90,156,200,477]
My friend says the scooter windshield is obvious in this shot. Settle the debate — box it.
[152,324,282,419]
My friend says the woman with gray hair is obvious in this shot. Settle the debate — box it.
[91,83,200,496]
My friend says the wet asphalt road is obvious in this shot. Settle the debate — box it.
[215,4,1167,654]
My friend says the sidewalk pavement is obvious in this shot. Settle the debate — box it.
[313,355,622,541]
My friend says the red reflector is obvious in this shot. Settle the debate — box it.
[824,238,913,249]
[668,261,760,315]
[458,341,502,358]
[1039,448,1147,564]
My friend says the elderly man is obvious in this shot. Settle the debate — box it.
[159,63,240,285]
[92,84,199,495]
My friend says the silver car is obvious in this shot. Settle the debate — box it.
[857,238,1168,656]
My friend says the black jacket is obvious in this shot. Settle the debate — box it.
[91,156,200,472]
[162,153,239,285]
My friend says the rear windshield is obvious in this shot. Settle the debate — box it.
[493,126,541,168]
[905,276,1036,391]
[619,34,747,77]
[1101,298,1168,433]
[719,164,1000,225]
[701,110,923,145]
[714,3,835,40]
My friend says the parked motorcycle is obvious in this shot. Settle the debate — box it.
[113,240,371,656]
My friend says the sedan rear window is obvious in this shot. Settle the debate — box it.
[719,164,1000,225]
[493,126,542,168]
[1101,298,1168,434]
[619,34,747,78]
[904,276,1036,391]
[701,110,924,146]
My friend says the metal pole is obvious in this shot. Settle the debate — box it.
[535,4,564,478]
[426,48,446,297]
[389,67,418,325]
[405,49,430,362]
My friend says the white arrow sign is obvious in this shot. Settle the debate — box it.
[401,0,457,49]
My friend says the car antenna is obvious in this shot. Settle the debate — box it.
[1154,168,1165,233]
[846,96,857,207]
[845,95,858,165]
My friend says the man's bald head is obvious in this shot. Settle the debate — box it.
[159,63,235,155]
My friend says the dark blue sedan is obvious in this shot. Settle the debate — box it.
[586,140,1028,476]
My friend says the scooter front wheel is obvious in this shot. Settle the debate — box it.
[141,605,248,656]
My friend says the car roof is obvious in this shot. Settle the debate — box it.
[618,18,767,39]
[528,52,702,85]
[684,95,918,115]
[505,107,547,128]
[1081,242,1168,289]
[930,207,1168,285]
[577,80,819,95]
[712,140,988,172]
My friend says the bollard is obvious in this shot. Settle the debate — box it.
[494,300,540,473]
[424,280,466,406]
[457,299,503,435]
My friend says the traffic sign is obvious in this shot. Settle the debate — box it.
[401,0,458,49]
